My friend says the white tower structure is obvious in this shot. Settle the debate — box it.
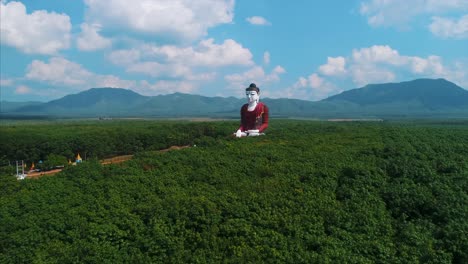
[16,160,26,180]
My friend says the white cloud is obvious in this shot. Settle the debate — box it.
[360,0,468,27]
[451,61,468,88]
[281,73,341,101]
[25,57,135,89]
[273,65,286,74]
[185,72,217,81]
[225,66,266,83]
[424,0,468,12]
[267,66,286,82]
[26,57,93,86]
[0,78,14,87]
[308,74,340,100]
[186,39,254,67]
[319,57,347,76]
[76,23,112,51]
[110,39,253,68]
[246,16,271,26]
[284,44,468,100]
[15,85,31,94]
[83,0,234,42]
[360,0,420,27]
[0,1,71,55]
[224,65,286,94]
[263,51,271,65]
[127,62,192,78]
[349,64,396,86]
[94,75,136,88]
[349,45,401,85]
[349,45,451,85]
[429,15,468,39]
[108,38,253,81]
[136,80,197,95]
[21,56,207,97]
[349,47,468,88]
[108,49,141,65]
[351,45,403,65]
[408,55,445,75]
[308,73,324,89]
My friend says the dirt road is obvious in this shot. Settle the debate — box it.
[25,145,190,179]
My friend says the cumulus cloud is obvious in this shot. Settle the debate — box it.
[451,61,468,88]
[351,45,403,65]
[94,75,136,89]
[135,80,197,95]
[429,15,468,39]
[319,57,347,76]
[349,64,396,86]
[83,0,234,42]
[351,45,468,88]
[283,73,341,101]
[224,65,286,94]
[110,39,253,67]
[225,66,266,83]
[22,56,206,97]
[408,55,445,75]
[108,49,141,65]
[26,57,135,89]
[360,0,421,27]
[108,38,253,81]
[184,39,254,67]
[246,16,271,26]
[263,51,271,65]
[127,62,192,78]
[0,1,71,54]
[285,44,468,100]
[76,23,112,51]
[348,45,449,85]
[268,66,286,81]
[0,78,14,87]
[26,57,93,86]
[359,0,468,27]
[185,72,217,81]
[308,73,324,89]
[15,85,31,94]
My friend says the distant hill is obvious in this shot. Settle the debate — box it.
[0,101,43,112]
[139,93,243,116]
[324,78,468,110]
[46,87,148,108]
[2,79,467,119]
[14,88,150,116]
[6,88,244,117]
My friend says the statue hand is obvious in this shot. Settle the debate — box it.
[247,130,260,136]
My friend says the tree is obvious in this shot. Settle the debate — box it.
[44,154,68,169]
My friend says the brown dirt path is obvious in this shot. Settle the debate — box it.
[27,168,63,178]
[25,145,190,179]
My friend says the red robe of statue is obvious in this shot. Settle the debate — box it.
[238,102,269,132]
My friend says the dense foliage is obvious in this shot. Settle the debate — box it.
[0,120,227,167]
[1,120,467,263]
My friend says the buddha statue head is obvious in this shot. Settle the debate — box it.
[245,83,260,106]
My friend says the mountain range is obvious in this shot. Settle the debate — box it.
[1,78,467,119]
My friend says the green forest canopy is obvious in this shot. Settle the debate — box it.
[1,120,467,263]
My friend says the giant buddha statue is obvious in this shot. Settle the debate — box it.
[235,83,269,137]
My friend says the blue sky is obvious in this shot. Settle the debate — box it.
[1,0,467,102]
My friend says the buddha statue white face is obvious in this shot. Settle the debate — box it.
[246,91,259,105]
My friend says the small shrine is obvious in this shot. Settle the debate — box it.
[76,153,82,163]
